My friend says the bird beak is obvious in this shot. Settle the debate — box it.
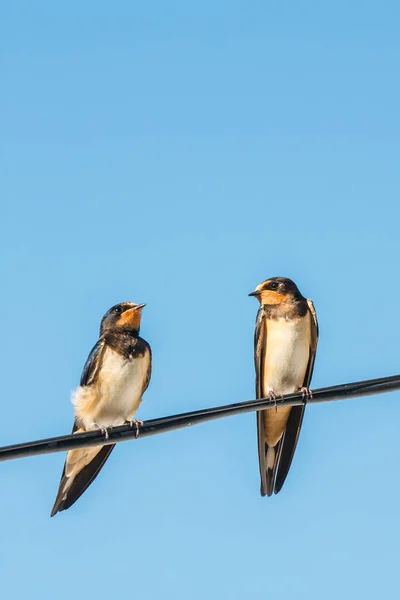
[125,303,146,313]
[134,303,146,310]
[248,291,260,297]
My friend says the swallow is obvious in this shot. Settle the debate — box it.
[50,302,151,517]
[249,277,318,496]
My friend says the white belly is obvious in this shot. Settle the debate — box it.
[263,315,310,396]
[73,347,150,430]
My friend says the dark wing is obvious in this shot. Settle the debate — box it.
[80,338,106,387]
[274,299,319,494]
[254,308,271,496]
[50,338,112,517]
[140,339,152,396]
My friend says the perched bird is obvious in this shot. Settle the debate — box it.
[249,277,318,496]
[51,302,151,517]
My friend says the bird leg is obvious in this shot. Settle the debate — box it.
[126,419,144,438]
[95,425,111,440]
[267,390,278,412]
[299,387,313,401]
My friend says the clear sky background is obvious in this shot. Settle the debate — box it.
[2,1,400,598]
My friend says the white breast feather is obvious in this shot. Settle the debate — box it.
[73,347,150,430]
[264,315,310,396]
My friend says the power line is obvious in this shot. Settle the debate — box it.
[1,373,400,463]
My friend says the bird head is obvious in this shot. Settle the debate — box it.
[249,277,302,305]
[100,302,146,335]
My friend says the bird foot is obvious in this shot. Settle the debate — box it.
[267,390,278,412]
[97,425,112,440]
[126,419,144,438]
[299,387,313,401]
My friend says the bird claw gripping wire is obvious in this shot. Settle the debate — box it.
[97,426,112,440]
[127,419,144,438]
[299,387,313,402]
[267,390,278,413]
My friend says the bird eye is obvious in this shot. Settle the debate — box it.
[113,306,122,314]
[270,282,279,290]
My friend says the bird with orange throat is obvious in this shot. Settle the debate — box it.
[51,302,151,516]
[249,278,318,496]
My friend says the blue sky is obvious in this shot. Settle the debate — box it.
[2,1,400,598]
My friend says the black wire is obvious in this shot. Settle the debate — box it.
[1,373,400,463]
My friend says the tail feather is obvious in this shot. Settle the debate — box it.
[274,406,305,494]
[261,443,280,497]
[262,445,275,496]
[258,405,306,497]
[50,444,115,517]
[266,445,275,470]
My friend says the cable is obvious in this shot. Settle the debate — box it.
[1,373,399,463]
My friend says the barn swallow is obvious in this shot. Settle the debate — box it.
[50,302,152,517]
[249,277,318,496]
